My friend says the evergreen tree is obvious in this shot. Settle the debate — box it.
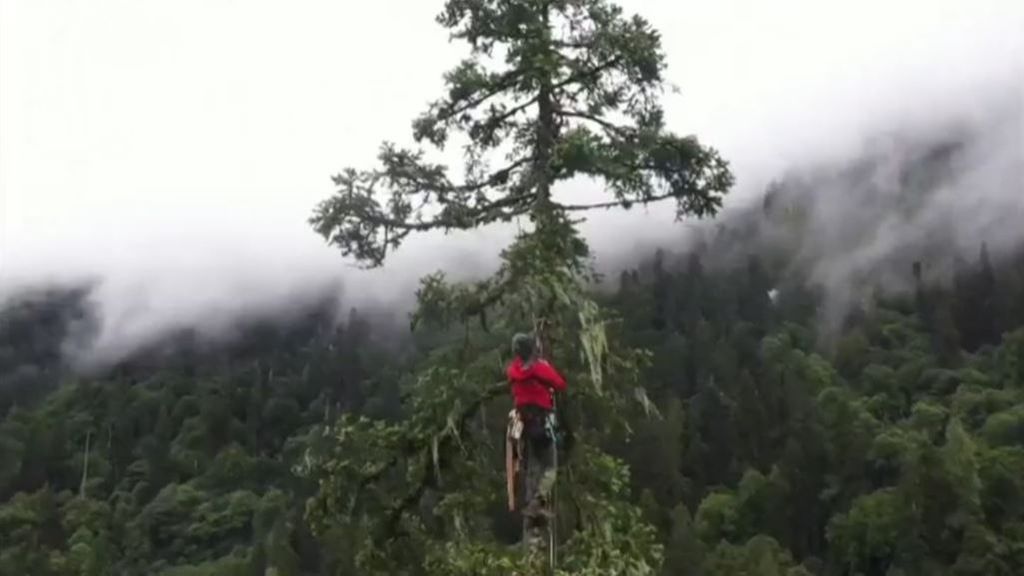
[303,0,732,572]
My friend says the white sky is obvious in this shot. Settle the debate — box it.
[1,0,1022,358]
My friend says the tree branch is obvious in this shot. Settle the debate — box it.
[475,95,541,135]
[436,67,527,122]
[363,191,535,232]
[399,155,532,197]
[464,275,516,318]
[434,57,619,131]
[554,57,623,92]
[553,109,631,137]
[553,39,596,50]
[457,155,535,193]
[555,190,678,212]
[379,382,510,536]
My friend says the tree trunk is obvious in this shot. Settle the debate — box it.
[80,430,92,497]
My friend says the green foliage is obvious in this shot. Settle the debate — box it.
[300,0,731,573]
[661,504,704,576]
[310,0,732,268]
[0,301,393,574]
[3,4,1024,574]
[703,535,810,576]
[5,237,1024,575]
[827,488,914,573]
[695,491,739,544]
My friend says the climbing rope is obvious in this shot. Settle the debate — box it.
[548,395,559,572]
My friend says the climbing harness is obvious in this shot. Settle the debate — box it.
[506,408,524,511]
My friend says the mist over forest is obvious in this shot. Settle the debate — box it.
[4,89,1019,373]
[2,0,1023,574]
[4,94,1024,573]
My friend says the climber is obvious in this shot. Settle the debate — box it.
[506,332,566,521]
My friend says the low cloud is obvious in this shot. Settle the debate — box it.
[2,0,1021,367]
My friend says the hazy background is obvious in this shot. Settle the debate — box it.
[2,0,1022,365]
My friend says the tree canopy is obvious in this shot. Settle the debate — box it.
[310,0,732,268]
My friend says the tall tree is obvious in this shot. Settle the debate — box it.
[305,0,732,573]
[310,0,732,270]
[955,243,1000,352]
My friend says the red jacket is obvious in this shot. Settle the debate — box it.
[506,357,566,410]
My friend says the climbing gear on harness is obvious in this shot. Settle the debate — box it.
[505,405,559,513]
[506,409,524,511]
[545,410,558,447]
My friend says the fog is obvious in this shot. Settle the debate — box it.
[1,0,1022,366]
[700,90,1023,339]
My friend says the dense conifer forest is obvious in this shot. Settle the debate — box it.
[3,149,1022,574]
[2,1,1021,574]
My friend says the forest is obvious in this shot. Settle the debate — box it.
[3,0,1023,575]
[3,161,1022,574]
